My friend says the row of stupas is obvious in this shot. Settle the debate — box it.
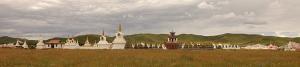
[22,24,127,49]
[0,39,30,49]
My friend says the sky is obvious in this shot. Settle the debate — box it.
[0,0,300,40]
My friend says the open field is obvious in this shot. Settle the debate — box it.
[0,48,299,67]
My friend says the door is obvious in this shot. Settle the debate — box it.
[51,44,55,48]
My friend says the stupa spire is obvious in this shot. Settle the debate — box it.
[86,36,89,43]
[118,24,122,32]
[102,30,105,36]
[112,24,126,49]
[84,36,91,46]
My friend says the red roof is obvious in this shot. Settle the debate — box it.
[47,39,61,44]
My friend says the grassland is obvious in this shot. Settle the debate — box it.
[0,48,299,67]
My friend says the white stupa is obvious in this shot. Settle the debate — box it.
[36,38,46,49]
[15,40,21,47]
[84,36,92,47]
[76,40,79,46]
[97,30,112,49]
[22,41,29,48]
[112,24,127,49]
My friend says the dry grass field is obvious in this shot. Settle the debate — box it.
[0,48,299,67]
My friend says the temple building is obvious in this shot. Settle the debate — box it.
[164,30,179,49]
[111,24,127,49]
[46,38,63,48]
[97,30,112,49]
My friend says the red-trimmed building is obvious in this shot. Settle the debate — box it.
[165,31,179,49]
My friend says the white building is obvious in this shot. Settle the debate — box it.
[111,24,127,49]
[46,39,63,48]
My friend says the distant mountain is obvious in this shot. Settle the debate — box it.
[1,33,300,46]
[0,36,37,48]
[0,36,25,44]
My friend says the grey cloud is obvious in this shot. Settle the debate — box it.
[0,0,300,39]
[243,21,267,25]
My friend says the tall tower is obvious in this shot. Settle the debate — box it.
[112,24,127,49]
[165,30,179,49]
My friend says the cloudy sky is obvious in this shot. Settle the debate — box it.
[0,0,299,39]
